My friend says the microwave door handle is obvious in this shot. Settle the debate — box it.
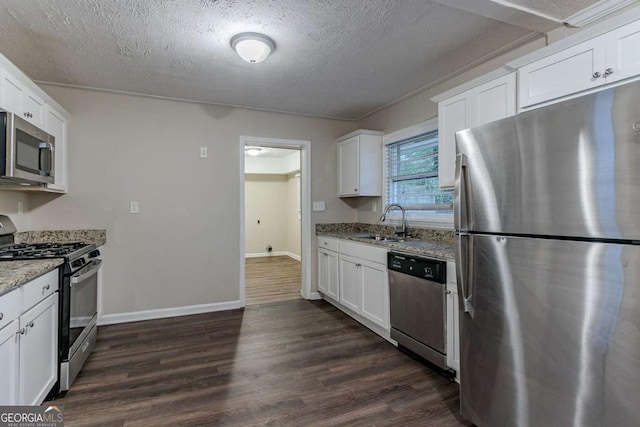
[38,142,53,175]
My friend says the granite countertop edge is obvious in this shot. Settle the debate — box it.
[15,229,107,247]
[0,259,64,297]
[316,231,455,260]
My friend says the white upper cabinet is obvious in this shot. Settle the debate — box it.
[436,73,516,190]
[336,130,383,197]
[519,19,640,109]
[605,19,640,83]
[45,105,68,193]
[0,67,45,128]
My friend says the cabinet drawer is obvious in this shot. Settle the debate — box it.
[0,289,20,330]
[339,240,387,264]
[317,236,339,252]
[21,270,58,313]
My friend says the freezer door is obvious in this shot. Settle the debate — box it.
[455,80,640,240]
[457,234,640,427]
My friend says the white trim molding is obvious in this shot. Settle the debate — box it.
[245,251,301,261]
[99,300,243,325]
[565,0,637,27]
[239,136,313,305]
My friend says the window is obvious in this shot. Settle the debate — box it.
[384,120,453,225]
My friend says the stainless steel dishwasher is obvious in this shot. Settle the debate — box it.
[388,251,452,374]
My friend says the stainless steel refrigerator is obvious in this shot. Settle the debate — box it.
[454,81,640,427]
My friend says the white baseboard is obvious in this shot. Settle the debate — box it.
[98,300,243,326]
[245,251,301,261]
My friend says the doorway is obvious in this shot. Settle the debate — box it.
[239,136,313,306]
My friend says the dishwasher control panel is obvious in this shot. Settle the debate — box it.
[387,252,446,283]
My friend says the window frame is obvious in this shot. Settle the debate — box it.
[382,118,453,229]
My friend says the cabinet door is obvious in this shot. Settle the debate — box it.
[0,320,19,405]
[519,35,606,109]
[446,261,460,379]
[605,19,640,84]
[0,68,24,114]
[23,92,45,128]
[438,93,471,190]
[45,106,68,192]
[338,255,361,312]
[318,248,339,300]
[360,260,389,329]
[19,293,58,406]
[326,250,339,301]
[473,73,516,127]
[337,136,360,196]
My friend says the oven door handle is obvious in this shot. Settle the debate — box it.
[71,259,102,285]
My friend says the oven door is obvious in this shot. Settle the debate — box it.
[67,259,101,357]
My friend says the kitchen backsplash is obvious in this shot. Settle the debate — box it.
[315,223,454,243]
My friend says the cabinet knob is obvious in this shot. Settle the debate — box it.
[605,68,613,76]
[592,71,601,78]
[0,312,3,320]
[17,328,25,335]
[323,253,328,256]
[27,321,34,328]
[354,188,358,192]
[43,284,50,291]
[446,290,452,295]
[355,263,362,267]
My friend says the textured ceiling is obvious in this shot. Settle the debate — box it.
[0,0,604,120]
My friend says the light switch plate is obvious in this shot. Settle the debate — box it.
[313,201,326,211]
[129,201,140,214]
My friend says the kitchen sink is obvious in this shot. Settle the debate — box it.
[356,234,404,243]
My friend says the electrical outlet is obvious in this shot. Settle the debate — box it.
[200,147,208,158]
[17,201,23,215]
[372,202,377,212]
[129,201,139,214]
[313,201,326,212]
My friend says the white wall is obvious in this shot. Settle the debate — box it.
[9,84,356,316]
[245,173,300,257]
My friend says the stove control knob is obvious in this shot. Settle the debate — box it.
[89,250,100,259]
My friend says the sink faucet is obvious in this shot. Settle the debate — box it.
[380,204,407,238]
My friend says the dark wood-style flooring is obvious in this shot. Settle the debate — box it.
[48,299,470,426]
[245,256,301,306]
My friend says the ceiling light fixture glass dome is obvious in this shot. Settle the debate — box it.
[245,147,262,156]
[231,32,276,64]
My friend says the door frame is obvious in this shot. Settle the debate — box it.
[239,136,314,306]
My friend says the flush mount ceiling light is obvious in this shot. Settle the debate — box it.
[230,32,275,63]
[245,147,262,156]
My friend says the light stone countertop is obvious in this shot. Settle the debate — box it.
[316,223,455,260]
[15,229,107,247]
[0,259,64,297]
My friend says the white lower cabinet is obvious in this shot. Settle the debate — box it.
[0,319,19,405]
[317,245,339,301]
[445,261,460,381]
[19,293,58,406]
[0,269,59,405]
[318,239,390,337]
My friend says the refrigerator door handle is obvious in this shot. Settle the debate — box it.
[454,153,469,232]
[455,233,474,317]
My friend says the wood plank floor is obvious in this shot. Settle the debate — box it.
[245,256,301,306]
[47,299,471,426]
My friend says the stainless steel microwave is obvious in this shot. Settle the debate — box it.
[0,112,54,185]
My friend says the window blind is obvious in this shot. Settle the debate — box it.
[386,131,453,211]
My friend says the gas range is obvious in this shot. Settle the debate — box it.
[0,241,96,261]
